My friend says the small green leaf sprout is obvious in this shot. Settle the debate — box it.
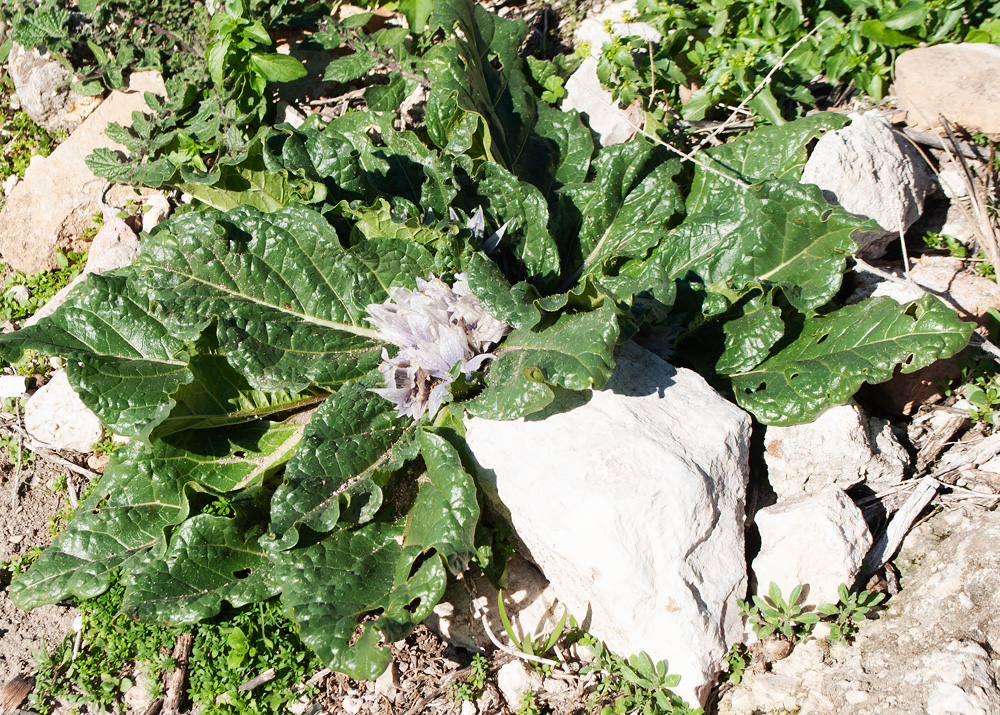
[738,582,820,641]
[816,583,885,645]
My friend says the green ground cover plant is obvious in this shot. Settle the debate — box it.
[596,0,1000,122]
[0,0,974,709]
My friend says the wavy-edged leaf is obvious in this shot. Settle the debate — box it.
[466,253,541,330]
[473,163,560,288]
[153,351,325,438]
[687,112,850,212]
[324,52,379,82]
[10,421,302,610]
[269,382,418,551]
[466,299,619,420]
[406,430,479,574]
[0,272,191,441]
[717,290,785,374]
[649,180,867,312]
[274,521,446,680]
[731,294,973,424]
[177,139,326,211]
[558,141,681,285]
[531,104,594,191]
[121,513,278,625]
[427,0,534,171]
[135,206,389,391]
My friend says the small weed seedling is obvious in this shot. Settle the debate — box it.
[581,637,703,715]
[816,584,885,645]
[738,582,819,641]
[497,590,569,668]
[723,643,750,685]
[447,653,489,702]
[1,547,42,579]
[922,232,968,258]
[517,690,542,714]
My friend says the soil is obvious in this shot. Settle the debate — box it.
[0,458,80,683]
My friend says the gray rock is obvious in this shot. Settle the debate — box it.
[894,44,1000,137]
[24,217,140,328]
[496,661,543,711]
[24,369,103,452]
[751,489,873,607]
[465,341,751,706]
[7,42,103,134]
[0,71,164,274]
[800,113,934,258]
[721,508,1000,714]
[763,401,908,499]
[562,1,660,146]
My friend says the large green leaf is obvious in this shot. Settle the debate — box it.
[274,521,446,680]
[647,180,867,312]
[472,163,561,288]
[716,290,785,374]
[121,512,279,625]
[0,273,191,441]
[177,139,326,212]
[269,382,418,551]
[427,0,535,172]
[135,206,391,392]
[465,252,542,330]
[558,141,683,286]
[466,299,620,420]
[731,294,973,424]
[511,103,594,200]
[154,351,324,437]
[10,421,302,610]
[406,430,479,575]
[687,112,850,212]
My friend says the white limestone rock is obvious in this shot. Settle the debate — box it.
[465,341,751,706]
[751,489,872,606]
[7,43,103,134]
[0,375,28,399]
[763,400,909,499]
[0,71,164,274]
[141,193,172,234]
[562,1,661,146]
[25,217,141,328]
[800,112,934,258]
[496,661,543,711]
[24,370,103,452]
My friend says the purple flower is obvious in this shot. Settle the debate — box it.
[366,274,509,419]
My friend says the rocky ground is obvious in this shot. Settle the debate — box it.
[3,1,1000,714]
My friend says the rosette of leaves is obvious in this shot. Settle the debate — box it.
[3,0,973,683]
[0,195,620,679]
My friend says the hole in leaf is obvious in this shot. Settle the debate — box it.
[816,333,829,344]
[233,568,252,580]
[821,209,832,221]
[407,549,437,578]
[788,372,799,380]
[234,450,247,458]
[403,597,422,614]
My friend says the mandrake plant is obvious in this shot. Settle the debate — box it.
[2,0,972,684]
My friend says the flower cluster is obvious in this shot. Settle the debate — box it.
[366,274,510,419]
